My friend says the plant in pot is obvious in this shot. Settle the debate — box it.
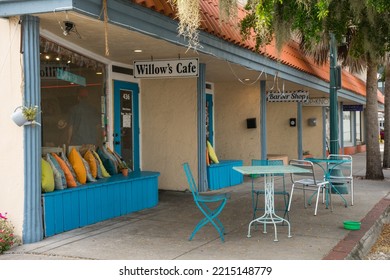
[119,160,130,176]
[11,105,41,126]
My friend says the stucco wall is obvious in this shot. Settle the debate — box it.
[140,78,197,191]
[213,82,324,164]
[0,17,24,238]
[214,82,261,165]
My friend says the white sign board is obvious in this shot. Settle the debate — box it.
[303,98,330,107]
[134,58,199,78]
[266,90,309,102]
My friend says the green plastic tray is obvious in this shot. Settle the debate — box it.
[343,220,361,230]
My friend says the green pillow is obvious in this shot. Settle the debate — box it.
[97,147,117,175]
[41,158,55,193]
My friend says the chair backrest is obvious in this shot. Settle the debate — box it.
[327,154,353,178]
[182,162,199,199]
[289,159,317,184]
[251,159,268,178]
[267,159,284,177]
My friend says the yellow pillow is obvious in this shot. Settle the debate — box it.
[41,158,55,192]
[207,141,219,164]
[84,149,98,178]
[92,150,111,178]
[68,148,87,184]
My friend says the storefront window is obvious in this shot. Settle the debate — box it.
[40,38,106,148]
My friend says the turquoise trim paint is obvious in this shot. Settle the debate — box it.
[297,103,303,159]
[322,107,327,157]
[260,80,267,160]
[206,94,214,146]
[113,80,140,172]
[198,63,207,192]
[0,0,367,103]
[22,15,43,244]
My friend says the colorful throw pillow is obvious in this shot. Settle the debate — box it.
[81,157,96,182]
[102,146,119,173]
[41,158,55,193]
[92,150,110,178]
[68,148,87,184]
[97,147,117,175]
[84,149,98,178]
[207,140,219,164]
[60,152,80,186]
[46,154,66,190]
[51,153,78,188]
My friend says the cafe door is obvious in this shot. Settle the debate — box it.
[113,80,140,172]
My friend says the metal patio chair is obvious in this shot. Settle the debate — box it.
[251,159,290,221]
[327,154,354,206]
[288,159,331,216]
[182,162,231,242]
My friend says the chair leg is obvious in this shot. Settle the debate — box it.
[314,186,321,216]
[351,180,354,206]
[288,184,295,212]
[189,200,227,242]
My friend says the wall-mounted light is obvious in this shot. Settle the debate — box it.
[289,118,296,127]
[308,118,317,126]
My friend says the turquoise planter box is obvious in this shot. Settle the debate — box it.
[207,160,243,190]
[42,171,160,237]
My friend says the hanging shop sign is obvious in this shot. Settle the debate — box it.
[40,63,69,79]
[343,104,363,111]
[266,90,309,102]
[303,97,330,107]
[134,58,199,78]
[56,69,86,86]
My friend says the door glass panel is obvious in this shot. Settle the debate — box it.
[120,89,133,170]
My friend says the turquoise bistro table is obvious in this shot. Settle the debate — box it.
[233,165,308,241]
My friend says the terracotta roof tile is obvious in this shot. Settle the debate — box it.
[132,0,380,102]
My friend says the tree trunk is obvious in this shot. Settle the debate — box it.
[365,58,384,179]
[383,63,390,168]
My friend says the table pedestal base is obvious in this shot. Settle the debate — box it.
[247,174,291,241]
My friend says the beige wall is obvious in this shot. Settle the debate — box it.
[214,82,261,165]
[0,17,24,238]
[140,78,197,191]
[213,82,324,164]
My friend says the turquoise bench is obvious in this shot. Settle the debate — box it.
[207,160,243,190]
[42,171,160,237]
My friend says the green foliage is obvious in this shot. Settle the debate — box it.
[0,213,20,254]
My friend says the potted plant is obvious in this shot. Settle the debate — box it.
[11,105,41,126]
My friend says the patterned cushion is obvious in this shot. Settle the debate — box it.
[81,157,96,182]
[46,154,67,190]
[97,147,117,175]
[92,150,110,178]
[51,153,78,188]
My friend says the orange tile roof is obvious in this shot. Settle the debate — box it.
[133,0,383,104]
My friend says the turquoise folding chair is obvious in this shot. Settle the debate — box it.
[182,162,231,242]
[251,159,290,221]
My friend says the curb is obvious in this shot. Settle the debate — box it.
[323,193,390,260]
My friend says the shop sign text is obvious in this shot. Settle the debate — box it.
[134,58,199,78]
[56,69,86,86]
[266,90,309,102]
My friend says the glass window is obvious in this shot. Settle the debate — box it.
[40,38,106,148]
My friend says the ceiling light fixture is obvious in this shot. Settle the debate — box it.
[134,49,143,53]
[62,21,81,38]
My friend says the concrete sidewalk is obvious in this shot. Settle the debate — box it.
[1,152,389,260]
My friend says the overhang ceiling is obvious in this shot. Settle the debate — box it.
[37,10,326,96]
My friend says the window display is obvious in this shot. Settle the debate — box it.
[40,38,106,148]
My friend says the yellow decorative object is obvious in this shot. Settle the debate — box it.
[207,141,219,164]
[41,158,55,193]
[84,150,98,178]
[68,148,87,184]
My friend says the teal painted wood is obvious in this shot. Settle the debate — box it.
[22,15,44,243]
[207,160,243,190]
[42,172,160,237]
[198,64,207,192]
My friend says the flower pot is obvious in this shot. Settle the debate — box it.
[121,168,129,176]
[11,107,28,126]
